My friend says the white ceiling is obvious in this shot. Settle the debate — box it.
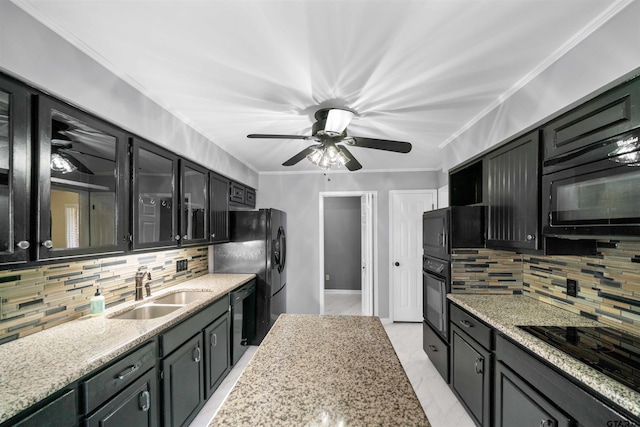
[13,0,630,173]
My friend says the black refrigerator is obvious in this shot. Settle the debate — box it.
[213,208,287,344]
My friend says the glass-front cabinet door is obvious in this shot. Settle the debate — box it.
[132,138,178,250]
[180,160,208,245]
[0,75,30,265]
[36,96,128,260]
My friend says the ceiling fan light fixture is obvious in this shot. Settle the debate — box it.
[50,152,77,174]
[306,144,347,170]
[324,109,354,135]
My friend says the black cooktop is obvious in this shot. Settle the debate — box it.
[517,325,640,394]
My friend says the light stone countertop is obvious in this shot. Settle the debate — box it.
[0,273,255,424]
[448,294,640,418]
[210,314,431,427]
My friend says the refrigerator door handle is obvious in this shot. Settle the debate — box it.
[278,226,286,273]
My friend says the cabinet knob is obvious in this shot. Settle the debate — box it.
[428,345,438,352]
[175,235,181,241]
[540,420,552,427]
[16,241,30,250]
[42,240,53,249]
[526,234,535,241]
[211,233,216,238]
[394,262,400,267]
[474,357,484,374]
[183,235,188,240]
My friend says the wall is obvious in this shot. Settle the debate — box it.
[324,197,361,291]
[442,0,640,172]
[256,170,439,318]
[450,242,640,336]
[0,246,209,343]
[0,0,257,188]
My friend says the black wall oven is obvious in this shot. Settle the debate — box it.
[543,127,640,240]
[423,255,450,339]
[422,254,451,383]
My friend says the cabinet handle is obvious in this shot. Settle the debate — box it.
[475,357,484,374]
[193,346,201,363]
[16,241,30,250]
[211,332,217,347]
[42,240,53,249]
[428,345,438,352]
[116,363,141,380]
[459,320,473,328]
[139,390,150,412]
[540,420,552,427]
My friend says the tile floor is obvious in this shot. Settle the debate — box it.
[189,292,475,426]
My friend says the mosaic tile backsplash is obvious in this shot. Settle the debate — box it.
[0,246,209,344]
[451,242,640,335]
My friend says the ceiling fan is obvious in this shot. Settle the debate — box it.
[247,108,412,171]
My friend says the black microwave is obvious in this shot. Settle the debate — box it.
[542,127,640,239]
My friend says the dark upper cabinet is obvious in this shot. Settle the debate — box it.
[229,180,256,209]
[179,160,208,246]
[0,75,31,265]
[209,172,230,243]
[486,130,541,252]
[543,77,640,162]
[36,95,128,260]
[449,159,484,206]
[131,137,179,250]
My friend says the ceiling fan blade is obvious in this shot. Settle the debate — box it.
[338,146,362,171]
[282,145,320,166]
[347,137,412,153]
[247,134,310,140]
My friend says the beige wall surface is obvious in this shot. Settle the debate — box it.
[255,170,439,318]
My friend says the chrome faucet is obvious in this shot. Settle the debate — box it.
[135,266,152,301]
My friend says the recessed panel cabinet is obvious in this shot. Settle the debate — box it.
[0,75,30,265]
[36,96,129,260]
[209,172,230,243]
[131,138,179,250]
[180,160,209,246]
[486,131,540,252]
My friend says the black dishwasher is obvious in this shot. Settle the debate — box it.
[230,280,256,365]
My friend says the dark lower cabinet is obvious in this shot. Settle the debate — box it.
[496,334,639,427]
[162,333,204,427]
[204,314,230,398]
[451,326,492,427]
[12,389,77,427]
[85,369,158,427]
[495,362,571,427]
[422,322,449,383]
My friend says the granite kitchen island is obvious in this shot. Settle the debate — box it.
[210,314,430,426]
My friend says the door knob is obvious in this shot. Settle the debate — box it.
[394,262,400,266]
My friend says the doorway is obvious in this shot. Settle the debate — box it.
[389,190,436,322]
[319,191,377,316]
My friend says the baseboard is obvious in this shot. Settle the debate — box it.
[379,317,393,324]
[324,289,362,295]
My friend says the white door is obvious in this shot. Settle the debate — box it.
[391,191,436,322]
[361,193,374,316]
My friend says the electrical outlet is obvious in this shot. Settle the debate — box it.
[176,259,189,272]
[567,279,578,297]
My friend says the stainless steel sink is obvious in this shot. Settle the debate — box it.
[110,304,181,320]
[152,291,210,305]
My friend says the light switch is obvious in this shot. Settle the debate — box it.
[325,274,330,281]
